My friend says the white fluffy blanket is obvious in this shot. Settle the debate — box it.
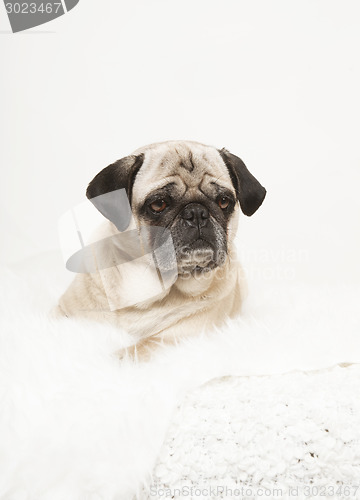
[0,253,359,499]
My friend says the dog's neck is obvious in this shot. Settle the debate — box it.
[174,267,227,297]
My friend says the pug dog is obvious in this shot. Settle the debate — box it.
[57,140,266,357]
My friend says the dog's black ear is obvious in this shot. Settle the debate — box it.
[86,153,144,231]
[219,148,266,216]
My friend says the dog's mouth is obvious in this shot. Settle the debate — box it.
[178,260,218,275]
[187,238,214,252]
[176,239,220,274]
[181,238,213,256]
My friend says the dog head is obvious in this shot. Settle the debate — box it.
[86,141,266,275]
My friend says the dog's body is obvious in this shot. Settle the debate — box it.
[57,141,266,353]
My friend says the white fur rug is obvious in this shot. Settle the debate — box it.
[0,253,359,499]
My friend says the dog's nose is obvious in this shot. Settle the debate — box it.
[181,203,210,228]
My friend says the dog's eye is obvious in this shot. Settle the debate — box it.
[218,196,230,209]
[150,199,167,213]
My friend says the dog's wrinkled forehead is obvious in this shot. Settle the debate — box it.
[131,141,234,206]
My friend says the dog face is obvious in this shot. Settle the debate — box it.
[86,141,266,275]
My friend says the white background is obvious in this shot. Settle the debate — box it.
[1,0,359,285]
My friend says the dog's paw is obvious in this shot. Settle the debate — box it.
[49,304,68,319]
[117,338,164,362]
